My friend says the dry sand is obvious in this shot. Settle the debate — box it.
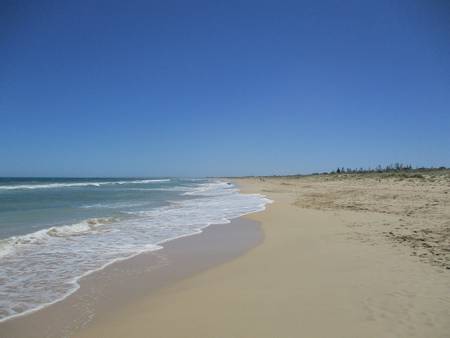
[73,172,450,338]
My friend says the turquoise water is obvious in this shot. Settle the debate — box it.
[0,178,184,239]
[0,177,270,321]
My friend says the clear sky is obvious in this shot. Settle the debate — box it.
[1,0,449,177]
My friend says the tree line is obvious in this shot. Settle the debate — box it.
[330,163,447,174]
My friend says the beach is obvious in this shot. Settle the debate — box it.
[0,217,263,338]
[2,173,450,337]
[74,172,449,337]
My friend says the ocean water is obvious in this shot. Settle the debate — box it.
[0,177,270,321]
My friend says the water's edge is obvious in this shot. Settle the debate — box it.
[1,216,265,338]
[0,179,271,322]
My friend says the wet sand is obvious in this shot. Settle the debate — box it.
[0,218,262,338]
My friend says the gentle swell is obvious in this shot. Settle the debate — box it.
[0,179,171,191]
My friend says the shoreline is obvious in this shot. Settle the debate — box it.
[73,177,450,338]
[2,175,449,337]
[0,178,269,325]
[0,216,264,338]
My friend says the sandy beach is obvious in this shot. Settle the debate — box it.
[71,172,450,338]
[2,172,449,337]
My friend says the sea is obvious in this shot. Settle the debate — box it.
[0,177,270,321]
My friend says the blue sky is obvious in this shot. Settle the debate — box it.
[1,0,449,177]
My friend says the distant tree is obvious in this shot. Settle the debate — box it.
[336,168,341,174]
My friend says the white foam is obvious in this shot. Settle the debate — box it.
[80,202,150,209]
[182,181,235,196]
[0,218,117,258]
[123,179,170,184]
[45,217,116,237]
[0,179,171,191]
[0,180,271,322]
